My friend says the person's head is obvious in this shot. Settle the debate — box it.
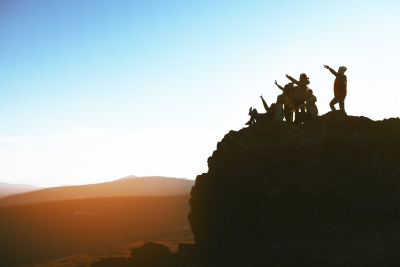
[307,89,313,98]
[277,94,284,103]
[270,103,276,110]
[283,83,292,93]
[338,66,347,74]
[299,73,310,84]
[284,82,294,89]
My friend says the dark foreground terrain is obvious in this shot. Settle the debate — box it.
[3,112,399,267]
[17,226,194,267]
[88,111,399,267]
[0,195,192,267]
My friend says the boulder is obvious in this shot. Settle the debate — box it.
[130,242,170,266]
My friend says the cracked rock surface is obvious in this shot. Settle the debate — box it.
[188,111,399,266]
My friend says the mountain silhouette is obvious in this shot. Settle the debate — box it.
[0,176,194,207]
[0,182,43,199]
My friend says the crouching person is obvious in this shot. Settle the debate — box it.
[293,89,318,123]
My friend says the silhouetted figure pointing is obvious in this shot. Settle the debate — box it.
[324,65,347,111]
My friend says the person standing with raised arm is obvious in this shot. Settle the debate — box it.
[324,65,347,111]
[285,73,309,123]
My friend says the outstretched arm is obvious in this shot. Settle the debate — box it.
[285,74,299,85]
[274,80,284,91]
[260,95,269,112]
[324,65,338,77]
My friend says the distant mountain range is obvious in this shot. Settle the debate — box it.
[0,182,43,199]
[0,176,194,207]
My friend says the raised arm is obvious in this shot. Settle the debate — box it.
[285,74,300,85]
[274,80,284,91]
[324,65,338,77]
[260,95,269,112]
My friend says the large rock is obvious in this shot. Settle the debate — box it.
[130,242,170,266]
[188,111,400,263]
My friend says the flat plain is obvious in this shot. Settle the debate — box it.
[0,195,193,267]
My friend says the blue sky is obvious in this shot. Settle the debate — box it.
[1,0,399,187]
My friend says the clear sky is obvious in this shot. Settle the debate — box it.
[1,0,399,187]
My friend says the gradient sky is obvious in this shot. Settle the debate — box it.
[1,0,399,187]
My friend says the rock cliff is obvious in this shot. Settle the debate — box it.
[188,111,399,265]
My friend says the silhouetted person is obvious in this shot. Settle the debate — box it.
[245,95,284,125]
[293,89,318,123]
[324,65,347,111]
[246,95,273,125]
[285,73,309,123]
[273,94,285,122]
[275,80,295,122]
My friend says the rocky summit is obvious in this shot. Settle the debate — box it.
[188,111,399,266]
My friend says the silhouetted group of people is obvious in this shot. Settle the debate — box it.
[245,65,347,125]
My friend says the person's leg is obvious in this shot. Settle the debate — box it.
[339,97,345,111]
[245,108,259,125]
[294,100,304,123]
[246,108,255,125]
[330,97,339,111]
[284,105,292,122]
[251,108,259,122]
[299,101,306,114]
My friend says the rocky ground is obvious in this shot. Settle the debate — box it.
[90,111,400,267]
[17,227,194,267]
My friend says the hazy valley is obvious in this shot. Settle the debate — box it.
[0,176,194,207]
[0,195,192,267]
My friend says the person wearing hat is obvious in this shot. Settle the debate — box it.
[324,65,347,111]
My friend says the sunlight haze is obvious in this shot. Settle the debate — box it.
[1,0,399,187]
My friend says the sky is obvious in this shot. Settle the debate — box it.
[0,0,399,187]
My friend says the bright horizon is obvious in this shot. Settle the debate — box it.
[1,0,399,187]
